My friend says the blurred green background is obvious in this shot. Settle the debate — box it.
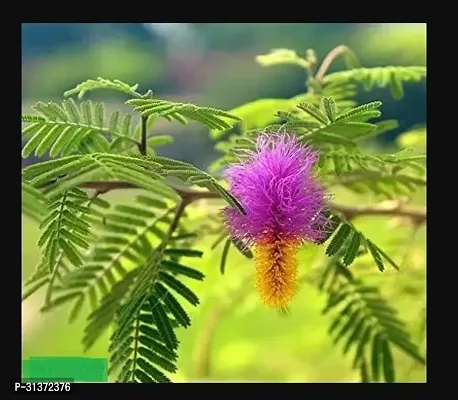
[22,23,426,382]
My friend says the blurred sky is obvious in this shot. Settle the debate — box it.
[21,23,426,167]
[21,23,426,98]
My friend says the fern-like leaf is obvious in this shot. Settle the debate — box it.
[323,213,399,271]
[320,259,425,383]
[255,48,309,69]
[33,188,109,306]
[329,171,426,198]
[293,98,382,145]
[22,100,138,158]
[110,248,202,382]
[64,77,144,99]
[210,97,309,139]
[46,195,173,326]
[323,66,426,100]
[38,188,92,268]
[110,300,177,383]
[318,148,426,178]
[22,153,246,215]
[210,99,386,173]
[127,99,241,131]
[22,181,48,223]
[22,153,162,195]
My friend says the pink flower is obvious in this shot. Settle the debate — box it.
[223,133,329,308]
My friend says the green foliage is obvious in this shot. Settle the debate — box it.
[255,48,311,69]
[22,44,426,383]
[127,99,241,130]
[318,254,425,382]
[322,213,398,272]
[212,97,426,200]
[208,50,425,147]
[323,66,426,100]
[22,182,48,223]
[21,99,137,157]
[43,191,206,381]
[38,188,92,268]
[24,188,110,305]
[64,77,144,99]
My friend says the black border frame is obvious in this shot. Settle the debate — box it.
[14,20,436,392]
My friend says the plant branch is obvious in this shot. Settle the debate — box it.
[167,199,188,238]
[314,45,351,82]
[76,180,426,224]
[77,181,223,202]
[139,116,148,156]
[334,203,426,225]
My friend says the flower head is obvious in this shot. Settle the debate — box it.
[223,133,328,308]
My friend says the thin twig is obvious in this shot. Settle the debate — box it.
[334,203,426,225]
[139,116,148,156]
[76,180,426,224]
[166,199,189,238]
[314,45,351,83]
[77,181,223,202]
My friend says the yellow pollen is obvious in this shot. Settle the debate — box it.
[253,237,300,308]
